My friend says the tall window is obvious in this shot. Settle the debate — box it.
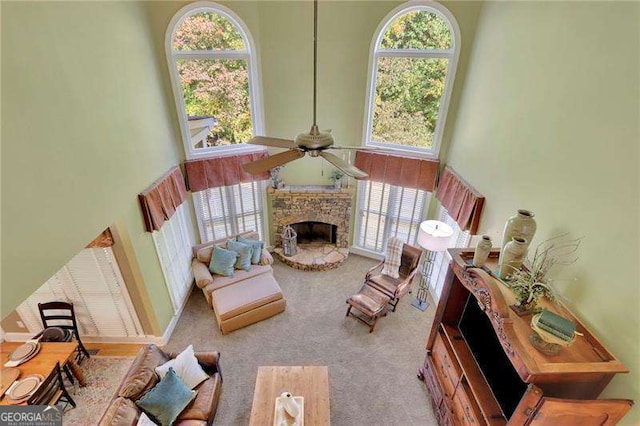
[152,204,195,312]
[194,181,265,243]
[166,3,263,159]
[354,181,429,254]
[364,2,460,157]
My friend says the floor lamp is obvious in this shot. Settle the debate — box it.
[412,220,453,311]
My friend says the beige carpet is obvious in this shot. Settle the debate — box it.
[166,255,437,425]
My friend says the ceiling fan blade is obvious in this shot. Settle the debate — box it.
[242,149,305,175]
[327,145,383,150]
[248,136,297,149]
[319,151,369,180]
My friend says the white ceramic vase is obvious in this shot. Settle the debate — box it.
[498,236,528,279]
[280,392,300,418]
[473,235,492,267]
[501,209,537,252]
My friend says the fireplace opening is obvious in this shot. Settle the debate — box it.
[291,221,337,244]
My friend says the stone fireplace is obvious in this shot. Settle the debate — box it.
[269,185,354,270]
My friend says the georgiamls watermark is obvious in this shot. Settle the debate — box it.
[0,406,62,426]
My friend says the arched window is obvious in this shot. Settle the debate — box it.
[363,2,460,157]
[166,2,263,159]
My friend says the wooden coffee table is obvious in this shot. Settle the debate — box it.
[249,366,330,426]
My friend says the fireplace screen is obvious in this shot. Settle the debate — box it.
[291,222,337,244]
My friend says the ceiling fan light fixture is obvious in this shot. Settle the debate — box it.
[295,130,334,150]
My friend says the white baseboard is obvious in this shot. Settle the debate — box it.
[158,283,195,345]
[2,331,164,345]
[4,285,195,346]
[428,287,441,306]
[349,246,384,261]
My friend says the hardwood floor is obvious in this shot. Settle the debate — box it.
[85,342,144,356]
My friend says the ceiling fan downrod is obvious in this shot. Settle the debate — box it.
[311,0,318,135]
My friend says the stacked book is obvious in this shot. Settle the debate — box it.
[531,309,577,345]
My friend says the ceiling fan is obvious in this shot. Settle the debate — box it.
[241,0,374,180]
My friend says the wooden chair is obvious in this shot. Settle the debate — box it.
[364,243,422,312]
[28,362,76,410]
[38,302,90,364]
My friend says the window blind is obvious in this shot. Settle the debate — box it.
[152,203,195,312]
[429,205,472,299]
[355,180,428,253]
[15,247,143,338]
[194,180,265,243]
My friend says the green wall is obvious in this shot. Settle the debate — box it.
[445,1,639,422]
[4,5,638,419]
[1,2,180,329]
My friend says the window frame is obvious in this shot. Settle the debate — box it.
[151,203,196,313]
[362,1,461,158]
[192,180,268,244]
[352,180,430,257]
[165,1,265,159]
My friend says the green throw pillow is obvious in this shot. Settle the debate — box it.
[227,240,253,272]
[209,246,238,277]
[237,236,264,265]
[136,367,196,426]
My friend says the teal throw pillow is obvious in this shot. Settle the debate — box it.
[209,246,238,277]
[227,240,253,272]
[237,236,264,265]
[135,367,196,426]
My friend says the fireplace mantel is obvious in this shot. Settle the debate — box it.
[268,185,355,195]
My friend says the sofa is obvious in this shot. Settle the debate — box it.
[191,231,286,334]
[98,344,222,425]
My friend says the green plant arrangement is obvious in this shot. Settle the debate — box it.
[329,170,344,181]
[329,170,344,189]
[508,234,582,315]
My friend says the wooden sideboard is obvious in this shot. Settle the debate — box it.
[419,248,633,425]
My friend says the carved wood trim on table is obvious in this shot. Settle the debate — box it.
[419,246,633,426]
[451,262,538,379]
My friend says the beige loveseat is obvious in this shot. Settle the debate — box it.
[191,231,286,334]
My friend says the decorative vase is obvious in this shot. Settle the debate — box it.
[501,209,537,252]
[334,178,342,190]
[498,236,528,279]
[280,392,300,418]
[473,235,492,267]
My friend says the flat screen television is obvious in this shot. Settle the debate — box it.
[458,293,527,419]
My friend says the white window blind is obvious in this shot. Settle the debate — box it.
[429,205,472,299]
[15,247,143,338]
[193,181,265,243]
[152,203,195,312]
[354,180,429,253]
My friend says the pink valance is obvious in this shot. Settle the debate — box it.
[354,151,440,191]
[435,166,485,234]
[184,151,270,192]
[138,166,188,232]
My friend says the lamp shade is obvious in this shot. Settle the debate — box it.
[417,220,453,252]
